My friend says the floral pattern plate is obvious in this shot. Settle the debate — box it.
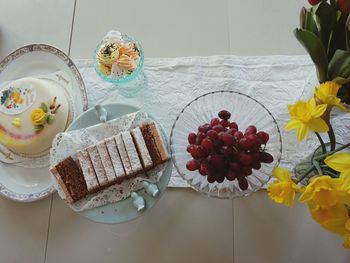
[0,44,88,202]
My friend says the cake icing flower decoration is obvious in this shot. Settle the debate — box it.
[11,118,21,128]
[31,97,60,132]
[31,108,47,126]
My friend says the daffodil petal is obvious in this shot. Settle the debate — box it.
[296,123,308,141]
[307,118,329,132]
[325,152,350,174]
[299,186,314,203]
[272,167,291,182]
[311,103,327,118]
[308,98,317,108]
[285,119,300,131]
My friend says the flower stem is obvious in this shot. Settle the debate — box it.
[315,132,327,154]
[328,125,336,151]
[315,142,350,161]
[313,160,323,175]
[323,169,340,178]
[298,165,315,182]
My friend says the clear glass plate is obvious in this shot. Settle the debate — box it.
[170,91,282,199]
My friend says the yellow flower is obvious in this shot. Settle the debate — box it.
[343,220,350,248]
[325,152,350,177]
[343,233,350,249]
[309,202,349,235]
[315,82,348,111]
[299,176,350,208]
[267,167,302,207]
[31,108,47,125]
[285,98,329,141]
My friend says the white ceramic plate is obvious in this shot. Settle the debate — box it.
[0,44,88,202]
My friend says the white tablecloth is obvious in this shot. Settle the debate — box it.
[75,56,350,187]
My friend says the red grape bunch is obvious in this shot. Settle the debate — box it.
[186,110,273,190]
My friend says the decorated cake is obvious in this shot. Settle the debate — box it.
[51,121,170,204]
[0,77,69,156]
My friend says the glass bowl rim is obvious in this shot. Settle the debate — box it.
[93,32,144,84]
[169,90,283,199]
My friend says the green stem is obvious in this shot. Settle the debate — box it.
[323,169,340,178]
[315,142,350,161]
[298,165,316,182]
[313,160,323,175]
[315,132,327,154]
[328,125,336,151]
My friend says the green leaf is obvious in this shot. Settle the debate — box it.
[34,125,44,132]
[46,115,55,124]
[332,76,350,85]
[304,10,320,37]
[328,49,350,80]
[40,103,48,113]
[328,12,348,60]
[315,1,336,53]
[294,28,328,82]
[346,15,350,50]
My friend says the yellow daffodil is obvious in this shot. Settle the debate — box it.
[344,220,350,249]
[299,176,350,208]
[315,82,348,111]
[267,167,302,207]
[325,152,350,177]
[343,233,350,249]
[285,98,329,141]
[308,202,349,235]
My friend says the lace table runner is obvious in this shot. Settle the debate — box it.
[74,55,350,187]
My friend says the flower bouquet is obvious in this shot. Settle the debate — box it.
[267,0,350,248]
[267,80,350,247]
[295,0,350,103]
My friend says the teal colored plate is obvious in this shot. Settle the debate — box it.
[67,103,172,224]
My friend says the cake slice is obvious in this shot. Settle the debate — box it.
[87,146,109,186]
[115,133,133,177]
[77,149,100,191]
[50,156,88,203]
[96,141,117,184]
[140,121,170,165]
[105,137,126,182]
[131,127,153,170]
[121,131,143,175]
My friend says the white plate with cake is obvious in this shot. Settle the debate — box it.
[0,44,88,201]
[50,104,172,223]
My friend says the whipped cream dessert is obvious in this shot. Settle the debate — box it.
[96,31,141,78]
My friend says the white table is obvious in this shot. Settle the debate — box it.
[0,0,349,262]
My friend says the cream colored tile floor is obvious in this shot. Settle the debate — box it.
[0,0,349,262]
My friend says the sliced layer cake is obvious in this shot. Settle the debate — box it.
[51,156,88,203]
[51,120,170,204]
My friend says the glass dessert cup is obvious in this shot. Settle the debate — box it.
[94,33,146,98]
[170,91,282,199]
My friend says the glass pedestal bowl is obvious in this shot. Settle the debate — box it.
[170,91,282,198]
[94,33,146,98]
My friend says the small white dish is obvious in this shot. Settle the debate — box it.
[0,44,88,202]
